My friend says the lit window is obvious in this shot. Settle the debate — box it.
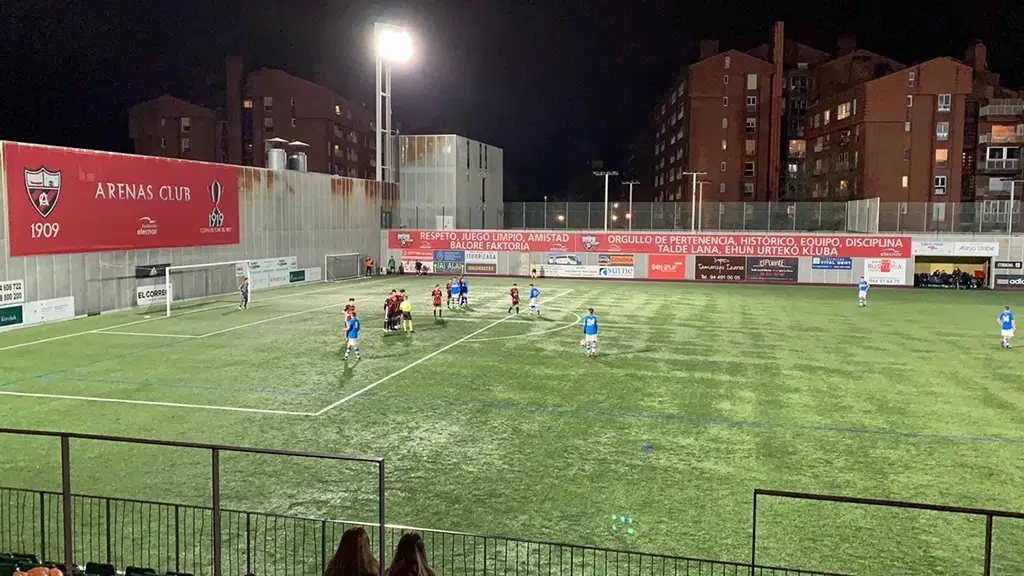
[243,99,253,109]
[335,105,341,115]
[938,94,951,112]
[906,95,913,107]
[905,121,911,132]
[814,114,820,128]
[721,140,727,150]
[837,102,851,120]
[745,139,755,155]
[936,122,950,141]
[935,149,948,168]
[823,110,830,125]
[902,175,909,188]
[747,74,757,90]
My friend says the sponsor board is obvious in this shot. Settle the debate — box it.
[695,256,746,282]
[994,261,1023,270]
[465,263,497,274]
[402,249,434,261]
[433,261,465,274]
[239,256,298,276]
[599,266,634,279]
[465,251,498,264]
[433,250,466,263]
[543,265,600,278]
[598,254,635,266]
[289,270,306,283]
[5,142,240,256]
[23,296,75,326]
[994,275,1024,289]
[647,254,685,280]
[0,305,24,328]
[745,257,799,282]
[136,284,171,306]
[0,279,25,305]
[547,253,582,265]
[267,271,290,288]
[303,267,322,282]
[388,230,910,258]
[811,256,853,270]
[865,258,908,285]
[135,263,170,279]
[914,241,1000,257]
[913,241,954,256]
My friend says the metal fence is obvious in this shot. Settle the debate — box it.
[0,487,848,576]
[497,202,1024,234]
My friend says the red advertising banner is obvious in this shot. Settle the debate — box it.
[390,230,575,252]
[4,143,240,256]
[647,254,686,280]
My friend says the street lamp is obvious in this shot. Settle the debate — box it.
[682,171,706,232]
[593,170,619,231]
[374,22,412,182]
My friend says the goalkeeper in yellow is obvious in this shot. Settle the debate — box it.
[400,294,414,333]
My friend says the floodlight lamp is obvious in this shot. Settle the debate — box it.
[556,214,565,221]
[625,213,632,219]
[611,214,618,221]
[377,27,413,62]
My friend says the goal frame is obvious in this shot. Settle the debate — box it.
[323,252,362,283]
[165,260,252,317]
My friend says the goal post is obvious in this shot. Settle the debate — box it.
[164,260,252,317]
[324,253,362,282]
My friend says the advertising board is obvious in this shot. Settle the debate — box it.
[598,254,635,266]
[547,253,582,265]
[23,297,76,326]
[543,265,600,278]
[465,263,497,274]
[433,250,466,263]
[433,261,465,274]
[811,257,853,270]
[240,257,297,275]
[0,279,25,305]
[135,263,170,279]
[994,275,1024,289]
[4,142,239,256]
[465,251,498,264]
[745,257,799,282]
[695,256,746,281]
[647,254,685,280]
[864,258,908,285]
[913,241,1000,257]
[599,266,634,279]
[994,261,1022,270]
[136,284,171,306]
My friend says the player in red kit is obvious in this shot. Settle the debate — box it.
[432,285,444,319]
[445,278,453,308]
[508,284,520,315]
[344,298,356,322]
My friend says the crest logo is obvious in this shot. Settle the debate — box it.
[580,235,599,251]
[396,232,413,248]
[24,168,61,218]
[209,180,225,227]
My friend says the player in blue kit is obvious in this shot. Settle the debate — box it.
[528,284,540,315]
[582,308,599,358]
[450,277,461,308]
[857,277,869,307]
[344,312,361,360]
[459,276,469,307]
[998,306,1015,349]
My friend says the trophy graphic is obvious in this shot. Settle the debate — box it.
[209,181,224,228]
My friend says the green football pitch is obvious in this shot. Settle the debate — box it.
[1,276,1022,575]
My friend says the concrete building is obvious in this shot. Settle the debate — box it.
[128,57,375,179]
[395,134,503,229]
[804,56,974,221]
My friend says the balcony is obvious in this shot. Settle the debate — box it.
[978,158,1020,172]
[979,100,1024,117]
[979,126,1024,144]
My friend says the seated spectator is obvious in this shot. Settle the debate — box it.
[325,527,380,576]
[385,533,434,576]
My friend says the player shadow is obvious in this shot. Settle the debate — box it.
[337,360,357,384]
[597,347,657,358]
[432,318,449,326]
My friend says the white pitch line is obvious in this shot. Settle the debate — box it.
[467,310,583,342]
[314,289,575,416]
[0,390,314,416]
[0,277,372,353]
[92,331,201,338]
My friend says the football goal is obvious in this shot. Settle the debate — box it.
[163,260,252,317]
[324,253,362,282]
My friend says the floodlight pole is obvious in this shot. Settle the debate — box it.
[683,171,706,233]
[593,171,619,231]
[1009,180,1024,239]
[697,180,710,232]
[374,23,385,181]
[624,180,639,231]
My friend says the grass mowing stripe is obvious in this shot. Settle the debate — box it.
[31,374,344,399]
[0,390,314,415]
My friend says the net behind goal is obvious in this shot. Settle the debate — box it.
[324,253,362,282]
[162,261,251,317]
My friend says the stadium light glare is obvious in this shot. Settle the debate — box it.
[377,27,413,62]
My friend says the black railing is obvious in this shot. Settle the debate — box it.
[1,487,847,576]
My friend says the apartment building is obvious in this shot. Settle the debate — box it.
[805,55,974,222]
[653,41,775,203]
[129,57,375,178]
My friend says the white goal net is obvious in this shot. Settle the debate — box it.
[324,253,362,282]
[162,261,252,317]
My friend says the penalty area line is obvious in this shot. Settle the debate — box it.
[0,390,316,416]
[314,288,575,416]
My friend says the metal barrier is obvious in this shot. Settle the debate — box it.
[1,487,847,576]
[0,429,385,576]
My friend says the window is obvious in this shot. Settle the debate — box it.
[788,162,798,174]
[677,83,685,96]
[788,139,806,157]
[335,105,341,115]
[823,110,831,125]
[722,96,729,107]
[291,118,297,127]
[243,99,253,109]
[180,117,190,132]
[723,75,729,84]
[180,138,191,153]
[908,71,916,87]
[814,137,823,153]
[906,95,913,107]
[902,176,909,188]
[936,122,949,141]
[934,175,947,195]
[933,203,946,221]
[743,183,754,196]
[797,62,808,70]
[719,183,726,194]
[746,118,756,133]
[838,130,852,146]
[670,134,676,144]
[743,162,755,177]
[160,138,167,148]
[938,94,951,112]
[814,114,820,128]
[852,99,857,115]
[289,97,295,107]
[853,151,859,167]
[263,96,273,110]
[671,93,677,104]
[722,118,728,129]
[720,161,727,172]
[264,117,274,131]
[746,96,757,110]
[721,140,728,150]
[669,171,675,182]
[839,179,849,193]
[747,74,757,90]
[159,117,166,126]
[905,121,911,132]
[745,139,755,155]
[724,56,731,69]
[855,125,860,141]
[935,149,948,168]
[904,148,910,160]
[837,102,851,120]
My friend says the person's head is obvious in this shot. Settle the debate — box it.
[325,527,378,576]
[860,276,864,281]
[386,533,432,576]
[434,284,439,289]
[350,312,357,319]
[389,289,396,294]
[1005,306,1011,311]
[399,289,406,295]
[588,308,594,314]
[529,283,534,288]
[512,283,517,287]
[348,298,355,303]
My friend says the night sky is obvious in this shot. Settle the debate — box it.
[3,0,1021,200]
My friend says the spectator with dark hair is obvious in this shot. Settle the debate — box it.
[385,533,434,576]
[325,527,380,576]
